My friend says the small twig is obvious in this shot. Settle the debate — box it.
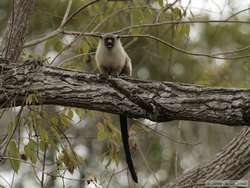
[226,7,250,21]
[60,0,73,27]
[10,172,15,188]
[92,5,153,32]
[63,0,100,26]
[24,0,100,48]
[41,145,47,188]
[0,174,11,188]
[113,20,250,34]
[135,120,200,146]
[2,106,24,155]
[61,29,250,60]
[121,34,250,60]
[106,168,127,188]
[24,29,61,48]
[137,142,161,188]
[60,31,101,38]
[212,45,250,56]
[57,52,95,66]
[1,156,86,182]
[62,175,65,188]
[50,11,99,65]
[24,0,73,48]
[175,120,182,178]
[154,0,179,23]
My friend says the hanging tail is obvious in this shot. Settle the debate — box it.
[120,114,138,183]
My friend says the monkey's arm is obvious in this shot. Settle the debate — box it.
[120,114,138,183]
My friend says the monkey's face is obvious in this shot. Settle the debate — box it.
[104,36,115,49]
[101,34,120,50]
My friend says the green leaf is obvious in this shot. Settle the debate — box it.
[66,108,74,119]
[62,147,78,174]
[96,123,107,141]
[172,7,183,19]
[132,10,144,25]
[105,157,112,168]
[38,126,48,151]
[24,139,37,164]
[7,140,20,173]
[26,93,39,105]
[111,147,119,166]
[50,127,61,144]
[60,114,71,128]
[75,108,85,120]
[158,0,164,7]
[50,116,59,126]
[79,41,89,55]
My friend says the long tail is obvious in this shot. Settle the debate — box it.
[119,114,138,183]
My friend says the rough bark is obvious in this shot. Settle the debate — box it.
[1,59,250,127]
[165,128,250,188]
[1,0,35,64]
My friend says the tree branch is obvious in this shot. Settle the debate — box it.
[165,128,250,188]
[62,31,250,60]
[24,0,100,48]
[1,58,250,127]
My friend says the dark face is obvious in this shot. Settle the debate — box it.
[104,36,115,49]
[101,34,120,50]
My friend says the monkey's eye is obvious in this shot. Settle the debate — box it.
[99,35,103,39]
[87,180,90,184]
[116,35,120,39]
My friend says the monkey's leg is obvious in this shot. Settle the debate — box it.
[99,73,109,80]
[120,114,138,183]
[120,59,132,76]
[98,65,111,79]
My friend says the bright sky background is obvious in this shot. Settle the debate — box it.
[177,0,250,19]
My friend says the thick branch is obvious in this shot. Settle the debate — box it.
[165,128,250,188]
[1,59,250,127]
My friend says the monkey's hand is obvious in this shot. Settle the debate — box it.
[98,73,109,80]
[119,74,129,78]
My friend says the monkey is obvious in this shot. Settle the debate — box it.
[95,34,132,76]
[95,33,138,183]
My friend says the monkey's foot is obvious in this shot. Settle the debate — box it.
[110,73,120,78]
[119,74,128,77]
[99,73,109,80]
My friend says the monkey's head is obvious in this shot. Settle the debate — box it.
[99,33,120,50]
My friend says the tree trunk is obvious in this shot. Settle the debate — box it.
[165,128,250,188]
[1,0,35,64]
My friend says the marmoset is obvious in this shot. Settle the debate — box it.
[95,33,138,183]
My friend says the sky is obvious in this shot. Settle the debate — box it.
[177,0,250,19]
